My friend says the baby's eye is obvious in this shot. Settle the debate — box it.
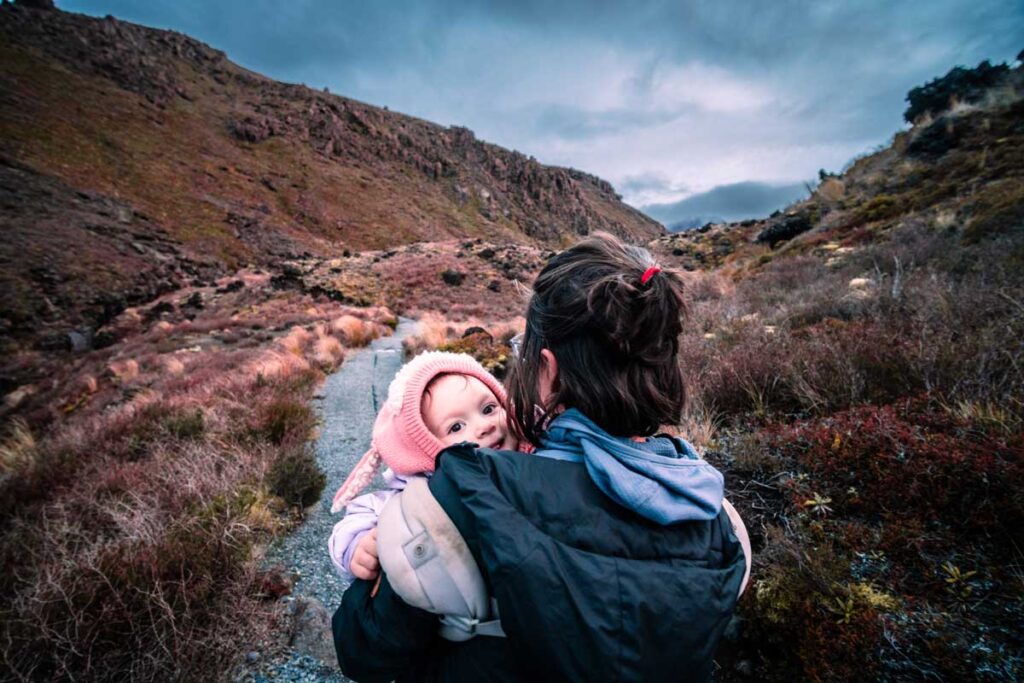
[448,422,464,434]
[482,403,497,415]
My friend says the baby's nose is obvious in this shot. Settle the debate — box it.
[475,418,496,438]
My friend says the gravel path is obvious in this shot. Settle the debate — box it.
[238,318,418,682]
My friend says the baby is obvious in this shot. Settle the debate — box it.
[328,351,520,581]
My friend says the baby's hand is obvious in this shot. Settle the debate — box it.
[350,528,380,581]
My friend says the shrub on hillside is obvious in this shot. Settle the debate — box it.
[740,525,888,682]
[962,178,1024,243]
[684,220,1024,425]
[438,331,513,378]
[904,60,1011,123]
[731,403,1024,681]
[854,194,903,223]
[906,114,968,159]
[250,396,318,447]
[0,279,394,681]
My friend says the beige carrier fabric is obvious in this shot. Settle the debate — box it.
[376,477,505,641]
[722,498,752,595]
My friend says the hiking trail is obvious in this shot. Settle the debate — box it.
[237,318,418,682]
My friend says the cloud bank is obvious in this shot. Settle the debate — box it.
[644,182,811,230]
[64,0,1023,218]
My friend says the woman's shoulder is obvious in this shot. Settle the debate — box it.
[431,441,594,530]
[434,441,586,494]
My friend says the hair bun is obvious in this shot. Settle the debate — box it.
[588,266,684,365]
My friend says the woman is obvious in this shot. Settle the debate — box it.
[333,232,747,682]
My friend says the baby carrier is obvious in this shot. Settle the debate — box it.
[376,477,506,641]
[376,477,752,642]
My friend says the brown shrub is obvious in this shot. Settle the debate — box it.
[250,396,318,447]
[266,442,326,509]
[684,219,1024,425]
[770,402,1024,536]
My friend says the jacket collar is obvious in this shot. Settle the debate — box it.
[536,409,724,524]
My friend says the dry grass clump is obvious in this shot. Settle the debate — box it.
[0,418,35,475]
[279,325,313,357]
[402,313,523,378]
[0,273,394,682]
[0,372,307,679]
[312,334,345,370]
[675,399,719,451]
[329,314,381,347]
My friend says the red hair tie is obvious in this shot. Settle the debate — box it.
[640,265,661,285]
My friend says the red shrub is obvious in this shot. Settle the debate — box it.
[769,401,1024,537]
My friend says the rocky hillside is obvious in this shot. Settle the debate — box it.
[0,1,661,357]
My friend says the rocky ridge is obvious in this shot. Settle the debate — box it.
[0,2,660,251]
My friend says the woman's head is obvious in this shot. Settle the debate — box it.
[506,232,687,446]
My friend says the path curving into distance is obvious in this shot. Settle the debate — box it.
[240,317,418,683]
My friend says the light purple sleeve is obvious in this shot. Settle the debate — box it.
[327,469,414,580]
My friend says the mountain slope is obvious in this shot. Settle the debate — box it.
[0,1,661,353]
[643,59,1024,682]
[0,5,660,255]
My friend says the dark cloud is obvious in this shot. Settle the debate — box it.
[532,105,680,140]
[617,173,688,201]
[642,181,810,227]
[62,0,1023,205]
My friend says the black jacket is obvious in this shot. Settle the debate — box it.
[333,443,745,682]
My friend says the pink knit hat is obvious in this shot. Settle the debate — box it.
[330,351,508,512]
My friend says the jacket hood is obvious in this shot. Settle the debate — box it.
[538,408,724,524]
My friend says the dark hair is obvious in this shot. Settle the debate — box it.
[506,231,688,446]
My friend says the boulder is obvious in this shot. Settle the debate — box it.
[441,269,465,286]
[68,328,94,352]
[756,212,814,248]
[288,597,335,664]
[230,115,278,143]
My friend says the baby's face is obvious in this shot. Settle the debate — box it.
[421,374,516,451]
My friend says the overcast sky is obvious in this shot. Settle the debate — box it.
[63,0,1023,222]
